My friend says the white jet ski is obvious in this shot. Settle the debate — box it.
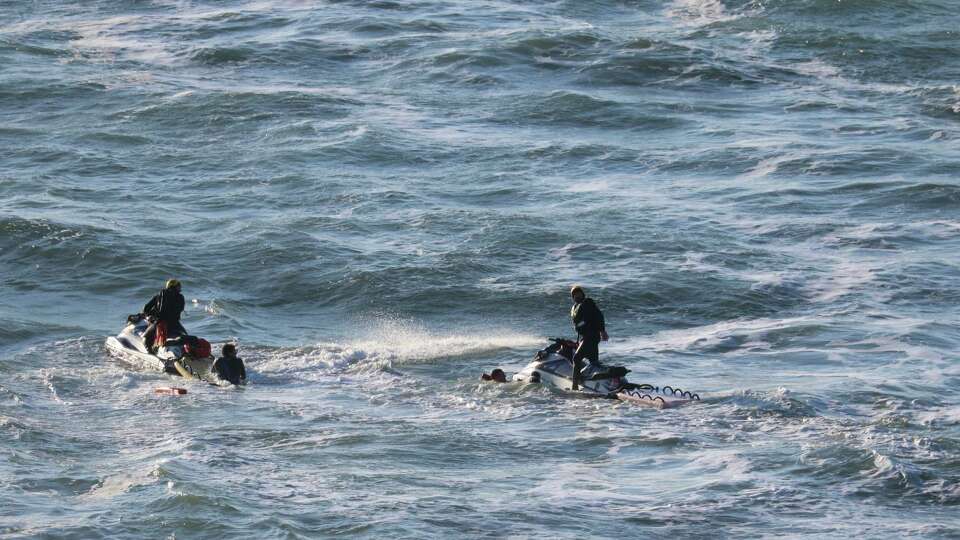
[105,314,219,384]
[512,338,700,409]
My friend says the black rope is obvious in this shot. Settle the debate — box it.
[619,383,701,402]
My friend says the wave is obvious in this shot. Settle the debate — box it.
[798,438,960,505]
[0,35,74,60]
[878,262,960,308]
[119,87,360,129]
[186,46,253,65]
[612,316,825,356]
[848,182,960,211]
[0,319,88,357]
[0,216,156,292]
[730,181,960,215]
[490,90,689,130]
[0,80,106,103]
[251,319,541,383]
[763,0,955,19]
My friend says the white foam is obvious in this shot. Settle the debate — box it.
[792,59,842,80]
[916,405,960,427]
[916,220,960,239]
[255,343,367,377]
[345,318,541,366]
[680,251,796,293]
[807,257,878,303]
[609,316,815,354]
[565,179,611,193]
[189,298,221,316]
[667,0,741,26]
[67,15,179,66]
[254,319,541,381]
[82,468,158,500]
[842,334,944,365]
[39,368,73,406]
[825,220,960,247]
[741,155,787,179]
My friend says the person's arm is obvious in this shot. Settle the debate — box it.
[143,295,157,316]
[590,299,608,340]
[599,310,608,341]
[238,358,246,380]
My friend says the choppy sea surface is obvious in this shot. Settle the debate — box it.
[2,0,959,537]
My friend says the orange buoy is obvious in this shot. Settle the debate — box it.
[154,387,187,395]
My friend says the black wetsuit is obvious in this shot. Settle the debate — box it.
[212,355,246,385]
[142,288,186,350]
[570,297,606,388]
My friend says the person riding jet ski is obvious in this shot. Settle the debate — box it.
[569,285,609,390]
[142,279,186,354]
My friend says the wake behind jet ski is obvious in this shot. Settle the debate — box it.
[105,313,221,384]
[513,338,700,409]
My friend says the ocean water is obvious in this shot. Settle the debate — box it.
[2,0,959,537]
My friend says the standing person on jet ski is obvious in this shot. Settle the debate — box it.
[569,285,608,391]
[142,279,186,354]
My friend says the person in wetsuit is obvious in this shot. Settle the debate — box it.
[212,343,246,385]
[481,368,507,383]
[141,279,186,353]
[569,285,608,390]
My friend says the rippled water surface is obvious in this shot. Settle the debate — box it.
[2,0,959,537]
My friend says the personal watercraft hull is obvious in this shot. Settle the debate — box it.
[513,339,700,409]
[105,318,219,384]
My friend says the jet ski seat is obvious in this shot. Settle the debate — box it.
[587,365,630,380]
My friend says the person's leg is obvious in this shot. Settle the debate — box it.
[571,342,587,390]
[573,340,602,390]
[583,340,600,367]
[142,322,157,353]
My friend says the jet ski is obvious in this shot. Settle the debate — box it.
[105,314,220,384]
[512,338,701,409]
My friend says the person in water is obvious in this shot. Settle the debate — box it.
[569,285,608,390]
[481,368,507,383]
[212,343,246,385]
[141,279,186,353]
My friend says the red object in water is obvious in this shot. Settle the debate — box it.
[154,387,187,395]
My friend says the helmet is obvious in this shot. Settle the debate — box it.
[165,279,181,289]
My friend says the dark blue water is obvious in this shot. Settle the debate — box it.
[2,1,959,537]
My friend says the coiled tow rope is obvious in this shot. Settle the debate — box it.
[617,383,701,403]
